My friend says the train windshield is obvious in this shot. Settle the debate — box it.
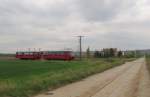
[16,52,40,55]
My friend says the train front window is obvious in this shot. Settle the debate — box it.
[17,52,23,55]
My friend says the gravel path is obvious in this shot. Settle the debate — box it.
[35,58,150,97]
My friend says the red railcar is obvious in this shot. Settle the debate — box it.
[16,51,74,60]
[16,52,42,60]
[42,51,74,60]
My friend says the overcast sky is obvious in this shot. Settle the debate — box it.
[0,0,150,53]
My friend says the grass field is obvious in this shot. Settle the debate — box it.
[0,58,135,97]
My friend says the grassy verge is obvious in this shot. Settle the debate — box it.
[0,58,135,97]
[146,57,150,73]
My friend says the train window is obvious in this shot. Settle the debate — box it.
[55,52,59,54]
[61,52,63,54]
[17,52,23,55]
[48,52,53,54]
[24,52,28,55]
[53,52,57,54]
[46,52,49,54]
[51,52,55,54]
[64,51,66,54]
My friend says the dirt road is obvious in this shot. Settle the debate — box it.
[35,58,150,97]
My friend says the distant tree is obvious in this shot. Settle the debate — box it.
[110,48,115,57]
[86,47,90,58]
[124,51,135,58]
[94,51,99,58]
[99,52,103,58]
[118,51,123,57]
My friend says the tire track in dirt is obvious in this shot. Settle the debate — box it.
[137,60,150,97]
[77,62,135,97]
[92,58,143,97]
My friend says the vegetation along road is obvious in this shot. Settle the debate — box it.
[0,58,134,97]
[35,58,150,97]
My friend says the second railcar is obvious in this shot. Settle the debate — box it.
[42,51,74,60]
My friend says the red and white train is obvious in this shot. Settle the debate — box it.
[16,51,75,61]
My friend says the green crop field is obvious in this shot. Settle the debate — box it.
[0,58,135,97]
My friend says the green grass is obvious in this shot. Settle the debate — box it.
[146,57,150,73]
[0,58,135,97]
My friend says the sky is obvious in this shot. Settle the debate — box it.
[0,0,150,53]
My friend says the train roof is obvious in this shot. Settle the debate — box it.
[16,51,41,53]
[16,51,73,53]
[42,51,72,52]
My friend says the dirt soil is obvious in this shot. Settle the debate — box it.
[34,58,150,97]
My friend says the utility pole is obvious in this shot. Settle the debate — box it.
[77,36,84,60]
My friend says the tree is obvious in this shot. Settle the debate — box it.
[86,47,90,58]
[110,48,115,57]
[94,51,99,58]
[118,51,122,57]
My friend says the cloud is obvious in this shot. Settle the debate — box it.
[76,0,137,22]
[0,0,150,53]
